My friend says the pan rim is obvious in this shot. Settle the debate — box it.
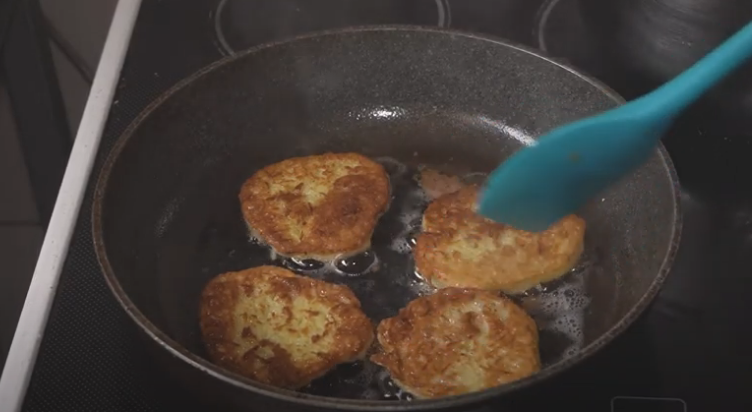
[92,24,682,411]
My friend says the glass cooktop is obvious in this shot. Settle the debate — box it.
[19,0,752,411]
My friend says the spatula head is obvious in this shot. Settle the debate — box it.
[477,116,662,232]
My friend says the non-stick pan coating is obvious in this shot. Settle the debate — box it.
[93,27,681,411]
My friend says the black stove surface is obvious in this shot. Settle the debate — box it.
[22,0,752,411]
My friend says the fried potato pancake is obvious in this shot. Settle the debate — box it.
[239,153,390,260]
[371,288,540,399]
[414,185,585,293]
[199,266,374,389]
[418,168,465,200]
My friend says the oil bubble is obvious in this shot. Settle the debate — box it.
[335,250,378,276]
[283,257,325,271]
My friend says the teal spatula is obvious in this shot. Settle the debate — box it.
[478,19,752,232]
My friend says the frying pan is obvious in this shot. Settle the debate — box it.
[92,26,681,412]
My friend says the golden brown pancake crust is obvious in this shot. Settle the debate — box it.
[414,185,585,292]
[199,266,374,389]
[371,288,540,399]
[239,152,390,260]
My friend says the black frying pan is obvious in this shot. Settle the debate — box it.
[92,27,681,412]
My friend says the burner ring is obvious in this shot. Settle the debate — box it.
[531,0,620,93]
[214,0,452,56]
[213,0,233,55]
[533,0,559,52]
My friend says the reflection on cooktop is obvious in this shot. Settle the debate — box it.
[535,0,651,99]
[536,0,752,202]
[537,0,752,113]
[213,0,545,55]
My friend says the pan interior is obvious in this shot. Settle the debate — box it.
[98,29,677,402]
